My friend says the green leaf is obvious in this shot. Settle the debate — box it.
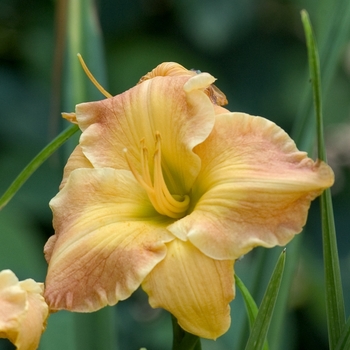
[319,188,345,349]
[235,275,269,350]
[244,249,286,350]
[292,0,350,152]
[300,10,324,160]
[301,10,346,349]
[235,275,258,328]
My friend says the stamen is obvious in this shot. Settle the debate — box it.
[77,53,113,99]
[123,149,153,192]
[140,139,152,187]
[153,135,190,214]
[124,135,190,219]
[124,148,167,216]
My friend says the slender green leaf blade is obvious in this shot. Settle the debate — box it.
[300,10,324,159]
[236,275,269,350]
[268,3,350,349]
[301,10,346,349]
[244,249,286,350]
[0,124,79,210]
[320,187,346,350]
[235,275,259,328]
[293,1,350,151]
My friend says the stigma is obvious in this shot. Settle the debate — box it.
[124,132,190,219]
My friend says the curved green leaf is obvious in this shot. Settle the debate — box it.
[0,124,79,210]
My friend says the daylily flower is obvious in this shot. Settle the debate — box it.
[44,62,334,339]
[0,270,48,350]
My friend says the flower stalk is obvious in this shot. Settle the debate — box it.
[172,316,202,350]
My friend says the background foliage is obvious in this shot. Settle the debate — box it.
[1,0,350,349]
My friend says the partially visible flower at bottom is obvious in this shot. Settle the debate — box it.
[0,270,48,350]
[44,62,334,339]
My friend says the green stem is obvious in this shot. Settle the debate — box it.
[74,307,117,350]
[0,124,79,210]
[171,315,202,350]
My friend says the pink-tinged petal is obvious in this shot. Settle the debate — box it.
[169,113,334,260]
[75,70,216,195]
[59,145,92,190]
[142,240,234,339]
[138,62,228,106]
[62,112,78,124]
[214,104,230,115]
[138,62,194,83]
[45,168,174,311]
[0,270,48,350]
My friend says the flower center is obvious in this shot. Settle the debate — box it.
[124,132,190,219]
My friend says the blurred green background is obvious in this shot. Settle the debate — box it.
[1,0,350,349]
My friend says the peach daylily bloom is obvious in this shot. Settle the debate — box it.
[44,62,334,339]
[0,270,48,350]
